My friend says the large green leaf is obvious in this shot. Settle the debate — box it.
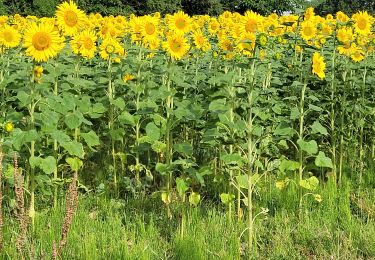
[81,131,100,147]
[66,157,83,172]
[279,159,300,172]
[297,139,318,155]
[220,193,235,205]
[64,112,82,130]
[61,141,85,158]
[118,111,136,126]
[145,122,160,140]
[189,192,201,206]
[176,177,189,197]
[174,143,193,156]
[299,176,319,190]
[221,154,244,166]
[209,99,229,113]
[29,156,56,174]
[311,121,328,135]
[315,151,333,168]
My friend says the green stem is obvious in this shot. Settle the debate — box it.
[330,45,337,184]
[299,83,307,183]
[359,63,367,189]
[53,69,59,209]
[247,59,256,258]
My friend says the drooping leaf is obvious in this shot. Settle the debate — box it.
[66,157,83,172]
[145,122,160,141]
[81,131,100,147]
[174,143,193,156]
[176,177,189,197]
[311,121,328,135]
[61,141,85,158]
[40,156,57,174]
[221,154,244,166]
[279,159,300,172]
[220,193,235,205]
[299,176,319,190]
[315,151,333,168]
[297,139,318,155]
[189,192,201,206]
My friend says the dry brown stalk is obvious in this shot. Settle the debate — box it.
[0,147,4,251]
[13,153,28,258]
[53,170,79,260]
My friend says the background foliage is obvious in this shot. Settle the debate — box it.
[0,0,373,17]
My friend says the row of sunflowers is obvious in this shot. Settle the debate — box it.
[0,1,373,66]
[0,3,374,250]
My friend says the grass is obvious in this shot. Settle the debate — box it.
[1,176,375,259]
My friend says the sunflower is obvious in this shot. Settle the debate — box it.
[300,20,317,41]
[336,26,353,44]
[241,10,263,34]
[336,11,349,23]
[71,30,97,59]
[218,37,236,59]
[128,16,143,43]
[144,37,160,51]
[23,22,65,62]
[162,33,190,60]
[312,52,326,80]
[304,7,315,21]
[349,43,365,62]
[123,74,135,82]
[208,18,220,35]
[99,37,124,60]
[352,11,373,36]
[192,30,211,52]
[140,15,159,42]
[236,32,256,57]
[0,25,21,48]
[167,11,191,34]
[56,1,87,36]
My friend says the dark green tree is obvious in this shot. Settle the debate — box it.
[313,0,375,15]
[221,0,304,15]
[182,0,224,16]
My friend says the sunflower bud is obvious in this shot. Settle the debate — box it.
[4,121,14,133]
[258,34,268,47]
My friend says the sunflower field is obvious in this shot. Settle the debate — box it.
[0,1,375,259]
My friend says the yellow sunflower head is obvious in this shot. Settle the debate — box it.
[99,37,124,60]
[312,52,326,80]
[208,18,220,35]
[0,25,21,48]
[242,10,263,34]
[192,30,211,52]
[167,11,191,34]
[349,43,365,62]
[337,26,353,44]
[162,33,190,60]
[23,22,65,62]
[300,20,317,42]
[336,11,349,23]
[304,7,315,21]
[71,30,97,59]
[140,15,159,41]
[352,11,374,36]
[56,1,87,36]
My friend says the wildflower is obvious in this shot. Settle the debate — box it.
[312,52,326,80]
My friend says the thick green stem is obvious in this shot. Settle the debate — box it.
[107,59,117,192]
[330,46,337,183]
[299,83,307,182]
[29,75,36,231]
[247,59,255,258]
[53,72,58,209]
[359,64,367,189]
